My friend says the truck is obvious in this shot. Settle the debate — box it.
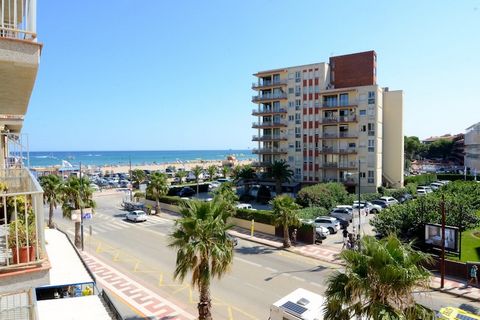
[269,288,325,320]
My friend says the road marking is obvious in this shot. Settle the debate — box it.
[234,257,262,268]
[310,281,323,288]
[265,267,278,273]
[292,276,306,282]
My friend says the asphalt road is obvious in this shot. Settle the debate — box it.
[51,191,480,319]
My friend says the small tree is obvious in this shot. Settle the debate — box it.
[324,235,435,320]
[39,174,63,228]
[270,195,301,248]
[206,165,217,182]
[147,172,169,215]
[131,169,146,189]
[265,160,293,195]
[213,182,238,214]
[175,170,187,185]
[221,166,230,178]
[234,165,257,196]
[191,165,203,195]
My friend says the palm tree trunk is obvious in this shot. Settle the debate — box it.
[156,199,160,215]
[48,202,54,228]
[283,224,291,248]
[276,180,282,196]
[196,180,199,195]
[198,282,212,320]
[74,221,81,248]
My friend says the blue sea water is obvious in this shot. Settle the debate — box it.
[28,150,254,167]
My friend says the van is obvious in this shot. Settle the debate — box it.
[235,203,256,210]
[269,288,326,320]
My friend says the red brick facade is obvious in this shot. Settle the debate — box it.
[329,51,376,89]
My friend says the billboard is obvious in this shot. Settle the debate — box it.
[424,223,460,253]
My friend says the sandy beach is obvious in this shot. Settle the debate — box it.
[99,159,253,174]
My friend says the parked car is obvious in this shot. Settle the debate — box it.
[315,226,330,241]
[89,183,100,191]
[379,196,399,206]
[429,182,444,191]
[126,210,147,222]
[417,186,433,194]
[370,199,388,209]
[329,208,353,222]
[312,217,341,234]
[178,187,195,197]
[396,193,413,204]
[235,203,257,210]
[352,200,382,214]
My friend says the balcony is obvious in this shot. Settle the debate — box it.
[321,116,357,124]
[252,79,287,90]
[252,93,287,103]
[320,132,359,139]
[252,120,287,129]
[321,162,338,168]
[0,168,45,272]
[252,134,288,142]
[322,101,358,109]
[319,147,357,154]
[0,0,41,133]
[252,148,288,155]
[252,107,287,116]
[251,161,272,168]
[338,162,358,169]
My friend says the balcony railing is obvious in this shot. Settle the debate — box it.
[252,148,288,154]
[0,168,44,271]
[0,0,37,41]
[251,161,271,167]
[0,289,35,319]
[319,147,357,154]
[252,107,287,115]
[252,79,287,89]
[321,132,359,139]
[252,134,288,141]
[252,120,288,128]
[322,162,338,168]
[252,93,287,102]
[322,101,357,108]
[338,162,358,169]
[321,116,357,124]
[1,133,30,169]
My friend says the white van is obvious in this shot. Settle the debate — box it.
[235,203,257,210]
[269,288,325,320]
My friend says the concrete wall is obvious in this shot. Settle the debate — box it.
[382,90,404,188]
[228,217,275,235]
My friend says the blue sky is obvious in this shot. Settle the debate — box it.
[25,1,480,151]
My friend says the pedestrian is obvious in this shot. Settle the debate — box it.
[468,265,478,287]
[291,229,297,245]
[342,228,349,249]
[352,225,356,236]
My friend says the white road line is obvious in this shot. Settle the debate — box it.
[234,257,262,268]
[309,282,323,288]
[292,276,306,282]
[111,221,130,228]
[93,225,107,232]
[265,267,278,273]
[106,223,123,230]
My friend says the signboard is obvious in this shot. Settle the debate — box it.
[82,213,92,220]
[424,223,460,253]
[71,208,93,222]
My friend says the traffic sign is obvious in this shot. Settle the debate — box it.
[82,213,92,219]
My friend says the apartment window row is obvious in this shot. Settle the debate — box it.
[368,91,375,104]
[289,70,320,81]
[368,139,375,152]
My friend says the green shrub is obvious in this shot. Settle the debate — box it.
[297,207,328,220]
[436,174,476,181]
[360,193,382,202]
[296,182,352,209]
[234,208,275,225]
[147,195,187,206]
[404,174,437,185]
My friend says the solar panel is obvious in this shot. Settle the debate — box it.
[281,301,308,317]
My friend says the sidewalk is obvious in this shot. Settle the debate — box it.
[230,227,480,302]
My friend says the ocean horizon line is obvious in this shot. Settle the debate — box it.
[30,149,252,153]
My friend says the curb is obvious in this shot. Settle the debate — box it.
[430,286,479,301]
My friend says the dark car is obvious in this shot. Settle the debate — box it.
[396,193,413,204]
[335,217,350,229]
[178,187,195,197]
[371,200,388,209]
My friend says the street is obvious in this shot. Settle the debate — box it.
[51,191,479,319]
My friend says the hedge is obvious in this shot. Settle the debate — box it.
[146,195,187,206]
[234,208,275,225]
[436,174,476,181]
[404,174,437,185]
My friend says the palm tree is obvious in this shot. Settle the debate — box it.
[266,160,293,196]
[221,165,230,178]
[146,172,169,215]
[212,182,238,214]
[191,165,203,195]
[234,165,257,197]
[169,199,234,320]
[324,235,435,320]
[131,169,146,189]
[61,176,96,248]
[175,170,187,185]
[206,165,217,182]
[270,195,301,248]
[39,174,63,228]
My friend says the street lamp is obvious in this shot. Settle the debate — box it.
[345,159,361,239]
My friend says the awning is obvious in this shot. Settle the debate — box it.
[37,295,111,320]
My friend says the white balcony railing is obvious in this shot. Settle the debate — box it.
[252,92,287,102]
[0,168,44,271]
[1,133,29,169]
[0,0,37,41]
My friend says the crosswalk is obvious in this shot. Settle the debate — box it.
[65,212,170,237]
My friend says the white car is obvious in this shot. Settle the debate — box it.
[417,186,433,193]
[235,203,257,210]
[312,217,341,234]
[353,200,382,214]
[329,208,353,222]
[379,196,399,206]
[315,226,330,241]
[417,189,427,196]
[126,210,147,222]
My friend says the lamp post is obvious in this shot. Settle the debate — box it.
[79,162,84,251]
[357,159,361,238]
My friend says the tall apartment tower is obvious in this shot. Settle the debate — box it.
[252,51,404,193]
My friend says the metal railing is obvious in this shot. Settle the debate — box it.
[252,79,287,88]
[252,93,287,102]
[1,133,29,170]
[0,289,36,320]
[0,0,37,41]
[252,120,287,128]
[321,116,357,123]
[338,162,358,169]
[321,132,359,139]
[0,168,44,271]
[252,148,288,154]
[252,134,287,141]
[322,101,357,108]
[252,107,287,115]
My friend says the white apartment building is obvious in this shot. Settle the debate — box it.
[252,51,404,193]
[465,122,480,173]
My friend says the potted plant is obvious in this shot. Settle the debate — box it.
[8,219,36,264]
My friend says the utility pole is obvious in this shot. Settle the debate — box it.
[80,161,84,251]
[357,159,361,238]
[129,155,133,201]
[440,194,446,289]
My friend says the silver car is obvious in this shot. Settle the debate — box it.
[126,210,147,222]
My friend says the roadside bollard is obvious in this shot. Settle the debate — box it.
[251,219,255,237]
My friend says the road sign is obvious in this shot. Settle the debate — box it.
[82,213,92,220]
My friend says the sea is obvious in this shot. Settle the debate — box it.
[28,150,254,168]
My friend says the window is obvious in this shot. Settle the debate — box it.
[295,71,301,82]
[295,99,301,107]
[288,156,294,162]
[295,168,301,175]
[288,115,294,121]
[295,141,302,152]
[339,93,349,106]
[368,170,375,183]
[288,87,294,94]
[359,109,366,116]
[295,127,301,138]
[314,85,320,93]
[295,86,301,96]
[288,73,294,80]
[368,139,375,152]
[368,123,375,136]
[288,101,294,108]
[368,91,375,104]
